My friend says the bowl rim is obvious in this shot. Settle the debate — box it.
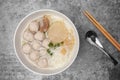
[13,9,80,75]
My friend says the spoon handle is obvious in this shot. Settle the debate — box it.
[98,47,118,65]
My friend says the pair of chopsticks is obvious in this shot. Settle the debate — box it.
[83,10,120,52]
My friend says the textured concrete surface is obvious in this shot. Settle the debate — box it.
[0,0,120,80]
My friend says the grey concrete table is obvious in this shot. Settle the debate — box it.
[0,0,120,80]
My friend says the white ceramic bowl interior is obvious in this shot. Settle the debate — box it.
[14,9,79,75]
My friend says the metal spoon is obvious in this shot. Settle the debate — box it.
[85,30,118,65]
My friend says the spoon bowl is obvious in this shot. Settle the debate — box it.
[85,30,118,65]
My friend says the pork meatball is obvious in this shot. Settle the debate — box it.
[23,30,34,41]
[32,40,41,50]
[39,48,47,56]
[22,43,31,54]
[29,21,39,33]
[29,50,39,61]
[37,58,48,68]
[34,31,45,41]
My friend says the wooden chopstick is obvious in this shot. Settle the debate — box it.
[83,10,120,51]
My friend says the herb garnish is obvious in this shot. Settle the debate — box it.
[47,49,53,56]
[48,42,54,47]
[48,42,64,49]
[47,41,64,56]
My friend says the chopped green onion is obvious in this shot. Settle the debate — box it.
[47,49,53,56]
[55,43,60,47]
[47,49,50,53]
[49,52,53,56]
[48,42,54,47]
[48,41,64,49]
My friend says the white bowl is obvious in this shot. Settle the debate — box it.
[14,9,79,75]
